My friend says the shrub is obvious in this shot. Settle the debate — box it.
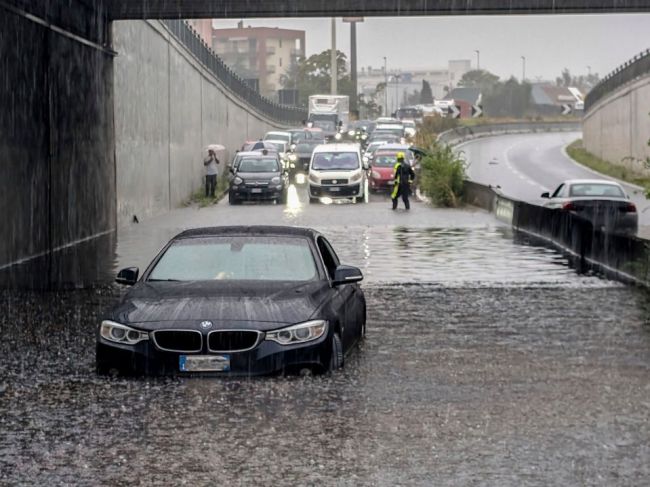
[418,142,467,207]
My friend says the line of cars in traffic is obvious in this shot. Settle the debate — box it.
[225,117,421,205]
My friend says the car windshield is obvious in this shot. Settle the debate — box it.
[374,128,404,137]
[265,141,286,152]
[264,133,290,143]
[296,143,314,154]
[311,120,336,132]
[312,152,359,171]
[237,157,279,173]
[149,236,317,282]
[569,183,626,197]
[290,132,307,143]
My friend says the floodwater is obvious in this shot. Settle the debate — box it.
[2,194,650,485]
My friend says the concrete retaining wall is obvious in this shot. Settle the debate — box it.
[113,20,283,226]
[438,121,581,146]
[583,75,650,176]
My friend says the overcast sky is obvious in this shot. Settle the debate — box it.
[212,14,650,81]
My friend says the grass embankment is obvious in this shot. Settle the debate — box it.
[566,140,650,193]
[184,177,229,208]
[414,116,467,207]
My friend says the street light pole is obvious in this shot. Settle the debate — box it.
[350,21,358,115]
[383,56,388,116]
[474,49,480,70]
[330,18,337,95]
[521,56,526,82]
[395,74,400,114]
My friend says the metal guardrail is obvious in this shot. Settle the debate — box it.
[437,121,581,145]
[585,49,650,112]
[161,19,307,125]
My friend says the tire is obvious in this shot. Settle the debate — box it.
[228,192,237,205]
[280,192,288,205]
[309,197,319,204]
[328,332,344,372]
[96,346,124,377]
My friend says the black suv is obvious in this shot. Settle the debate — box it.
[228,154,289,205]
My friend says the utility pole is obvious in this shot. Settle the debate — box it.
[383,56,388,116]
[521,56,526,82]
[343,18,363,116]
[474,49,480,70]
[330,18,337,95]
[395,74,401,114]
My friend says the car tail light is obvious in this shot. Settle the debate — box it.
[620,202,637,213]
[562,202,580,211]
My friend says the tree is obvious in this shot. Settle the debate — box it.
[420,80,433,104]
[358,95,382,119]
[483,77,531,118]
[459,69,500,91]
[280,49,354,107]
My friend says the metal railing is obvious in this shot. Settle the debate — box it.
[161,19,307,124]
[585,49,650,112]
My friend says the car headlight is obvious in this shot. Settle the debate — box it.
[334,133,342,140]
[371,170,381,179]
[233,176,243,185]
[361,134,367,140]
[308,172,319,184]
[265,320,328,345]
[290,143,297,150]
[350,172,363,183]
[271,176,281,184]
[348,130,355,136]
[289,154,297,161]
[100,320,149,345]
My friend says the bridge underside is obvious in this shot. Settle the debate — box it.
[105,0,650,19]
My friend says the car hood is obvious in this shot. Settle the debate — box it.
[371,166,394,177]
[109,280,330,330]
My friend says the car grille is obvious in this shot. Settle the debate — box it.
[208,330,262,352]
[152,330,202,352]
[322,179,349,185]
[245,181,270,186]
[311,184,360,197]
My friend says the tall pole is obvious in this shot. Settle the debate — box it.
[350,21,358,115]
[475,49,480,70]
[521,56,526,82]
[395,74,400,114]
[383,56,388,116]
[330,18,337,95]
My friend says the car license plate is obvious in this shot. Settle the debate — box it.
[251,188,262,194]
[329,187,341,192]
[387,181,394,185]
[179,355,230,372]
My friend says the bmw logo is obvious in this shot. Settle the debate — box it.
[200,320,213,329]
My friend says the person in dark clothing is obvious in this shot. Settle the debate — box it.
[204,149,220,198]
[391,152,416,210]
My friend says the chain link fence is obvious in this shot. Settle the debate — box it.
[585,49,650,112]
[161,19,307,125]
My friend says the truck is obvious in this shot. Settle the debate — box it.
[308,95,350,138]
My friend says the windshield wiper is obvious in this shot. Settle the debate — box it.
[147,278,181,282]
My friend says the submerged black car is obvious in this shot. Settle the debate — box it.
[228,154,288,204]
[97,226,366,376]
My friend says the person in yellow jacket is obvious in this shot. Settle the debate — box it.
[391,152,416,210]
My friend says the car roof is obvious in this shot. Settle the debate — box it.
[313,143,360,153]
[564,179,623,187]
[266,131,291,136]
[175,226,321,240]
[236,151,263,157]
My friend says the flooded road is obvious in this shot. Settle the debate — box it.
[2,189,650,485]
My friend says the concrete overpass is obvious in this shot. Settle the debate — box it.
[105,0,650,19]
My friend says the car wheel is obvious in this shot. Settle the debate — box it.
[328,332,344,371]
[280,192,288,205]
[309,197,319,204]
[228,192,237,205]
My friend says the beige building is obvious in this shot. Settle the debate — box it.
[212,23,305,99]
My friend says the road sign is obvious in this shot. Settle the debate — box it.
[342,17,364,22]
[471,105,483,118]
[561,104,572,115]
[449,104,461,119]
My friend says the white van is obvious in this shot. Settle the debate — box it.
[308,144,366,203]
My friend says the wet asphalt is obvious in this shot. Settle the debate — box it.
[2,185,650,485]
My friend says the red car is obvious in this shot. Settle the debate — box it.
[368,148,415,192]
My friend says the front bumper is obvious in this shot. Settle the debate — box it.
[96,331,331,376]
[369,178,394,190]
[230,185,283,200]
[309,183,362,198]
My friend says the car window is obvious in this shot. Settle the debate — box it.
[264,133,290,143]
[317,237,340,280]
[312,152,360,171]
[373,153,397,167]
[149,236,317,282]
[551,184,564,198]
[569,183,625,197]
[238,157,279,173]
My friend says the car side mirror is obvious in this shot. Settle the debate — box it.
[116,267,139,286]
[540,192,550,198]
[332,265,363,286]
[229,167,235,174]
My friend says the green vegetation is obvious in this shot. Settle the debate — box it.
[184,177,229,208]
[566,140,650,196]
[413,117,466,207]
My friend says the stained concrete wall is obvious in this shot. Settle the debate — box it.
[0,6,115,270]
[583,76,650,176]
[113,20,283,226]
